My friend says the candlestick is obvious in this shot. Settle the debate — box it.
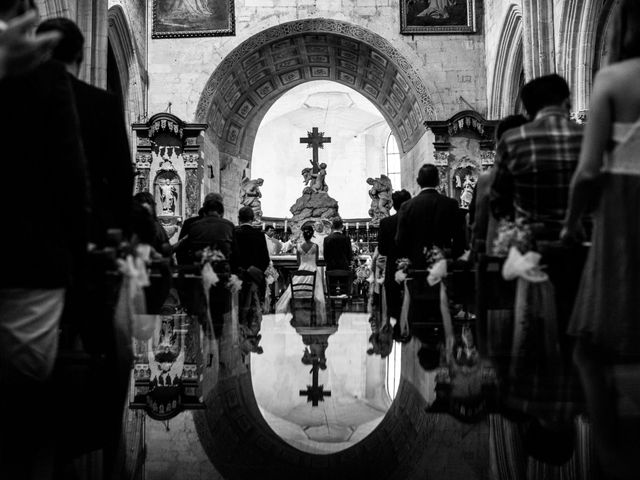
[356,222,360,229]
[284,220,288,231]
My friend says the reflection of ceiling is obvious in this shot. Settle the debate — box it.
[196,19,433,158]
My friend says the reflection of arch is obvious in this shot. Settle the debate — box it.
[489,5,523,119]
[196,18,437,158]
[108,5,147,130]
[195,375,468,479]
[154,171,182,218]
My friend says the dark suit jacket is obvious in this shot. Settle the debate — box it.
[235,224,270,272]
[71,76,133,244]
[378,213,399,267]
[323,231,353,270]
[178,214,239,269]
[396,189,466,267]
[1,61,90,288]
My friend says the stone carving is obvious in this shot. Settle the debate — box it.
[135,168,150,194]
[155,172,181,216]
[452,159,480,210]
[195,19,435,155]
[185,169,199,218]
[367,175,393,226]
[289,193,339,240]
[240,177,264,221]
[302,160,328,194]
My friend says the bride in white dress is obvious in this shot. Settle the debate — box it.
[275,227,326,324]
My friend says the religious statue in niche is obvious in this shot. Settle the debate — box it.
[239,176,264,221]
[367,175,393,226]
[154,171,182,217]
[452,160,478,210]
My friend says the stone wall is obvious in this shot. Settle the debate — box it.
[147,0,487,121]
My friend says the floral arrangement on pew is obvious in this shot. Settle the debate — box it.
[492,219,548,283]
[199,246,242,293]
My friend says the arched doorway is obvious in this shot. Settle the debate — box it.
[195,18,437,216]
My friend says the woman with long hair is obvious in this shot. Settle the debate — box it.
[563,1,640,476]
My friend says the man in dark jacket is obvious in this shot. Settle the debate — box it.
[377,189,411,320]
[0,3,90,478]
[323,217,353,270]
[235,206,270,273]
[396,164,467,267]
[37,18,133,245]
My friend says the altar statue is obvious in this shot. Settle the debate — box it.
[240,177,264,221]
[159,183,178,215]
[367,175,393,226]
[301,159,328,194]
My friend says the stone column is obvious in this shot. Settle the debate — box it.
[77,0,109,88]
[433,150,451,196]
[183,153,200,219]
[521,0,556,80]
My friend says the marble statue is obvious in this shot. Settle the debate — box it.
[302,159,328,194]
[367,175,393,226]
[159,183,178,215]
[240,177,264,221]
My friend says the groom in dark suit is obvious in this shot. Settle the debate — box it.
[396,164,467,267]
[378,189,412,320]
[323,217,353,270]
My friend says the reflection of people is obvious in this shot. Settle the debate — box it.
[275,227,326,323]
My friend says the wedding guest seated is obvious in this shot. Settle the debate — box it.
[176,192,223,265]
[175,194,239,269]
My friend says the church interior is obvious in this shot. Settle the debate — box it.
[2,0,639,479]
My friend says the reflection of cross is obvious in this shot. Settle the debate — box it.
[300,127,331,172]
[299,360,331,407]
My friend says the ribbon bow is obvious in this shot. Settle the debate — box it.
[501,246,549,283]
[427,259,448,286]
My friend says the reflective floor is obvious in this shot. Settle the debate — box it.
[125,276,640,480]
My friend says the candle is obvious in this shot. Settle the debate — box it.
[356,222,360,229]
[284,219,288,231]
[262,222,265,230]
[273,222,276,229]
[366,223,370,231]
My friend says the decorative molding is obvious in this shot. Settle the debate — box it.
[195,18,435,157]
[489,5,524,119]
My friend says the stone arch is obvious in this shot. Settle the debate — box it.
[560,0,619,113]
[489,5,524,119]
[108,5,147,130]
[195,18,438,162]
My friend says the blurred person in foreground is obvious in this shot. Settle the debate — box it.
[0,1,90,479]
[564,1,640,477]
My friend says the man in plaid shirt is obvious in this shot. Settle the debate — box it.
[489,75,587,444]
[490,74,583,238]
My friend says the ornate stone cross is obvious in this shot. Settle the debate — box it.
[300,127,331,172]
[299,360,331,407]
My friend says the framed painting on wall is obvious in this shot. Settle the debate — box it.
[152,0,235,38]
[400,0,476,35]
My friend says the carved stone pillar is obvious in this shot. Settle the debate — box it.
[521,0,556,80]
